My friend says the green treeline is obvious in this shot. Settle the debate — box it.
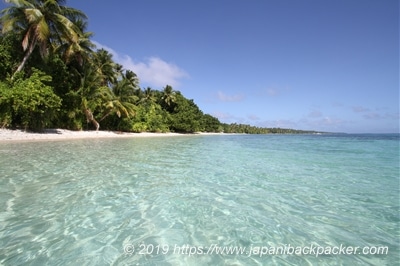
[221,124,318,134]
[0,1,317,134]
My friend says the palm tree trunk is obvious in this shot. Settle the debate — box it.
[13,37,37,78]
[84,108,100,131]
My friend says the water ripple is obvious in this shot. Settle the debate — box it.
[0,135,398,265]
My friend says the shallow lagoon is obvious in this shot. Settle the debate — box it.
[0,134,399,265]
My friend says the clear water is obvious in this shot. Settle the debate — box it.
[0,134,399,265]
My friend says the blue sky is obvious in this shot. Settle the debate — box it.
[2,0,399,133]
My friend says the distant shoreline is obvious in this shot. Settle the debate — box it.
[0,128,226,142]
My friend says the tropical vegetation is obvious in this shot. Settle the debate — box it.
[0,0,317,134]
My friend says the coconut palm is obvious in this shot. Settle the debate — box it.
[124,70,139,87]
[1,0,87,75]
[93,48,119,87]
[54,19,95,66]
[98,70,139,123]
[113,70,139,100]
[71,60,141,130]
[160,85,176,111]
[73,60,103,130]
[141,87,156,105]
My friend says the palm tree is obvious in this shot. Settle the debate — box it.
[93,48,119,87]
[141,87,156,105]
[74,61,102,130]
[1,0,87,76]
[124,70,139,87]
[70,60,141,131]
[113,70,139,99]
[160,85,176,110]
[54,19,95,66]
[98,70,139,123]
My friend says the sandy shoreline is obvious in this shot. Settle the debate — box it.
[0,128,224,142]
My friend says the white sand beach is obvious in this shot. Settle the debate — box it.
[0,128,222,142]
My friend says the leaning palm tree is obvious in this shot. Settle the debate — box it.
[71,61,139,131]
[1,0,87,76]
[74,60,103,130]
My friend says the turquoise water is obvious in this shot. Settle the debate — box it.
[0,134,398,265]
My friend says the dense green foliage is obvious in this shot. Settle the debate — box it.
[0,0,318,134]
[0,69,62,130]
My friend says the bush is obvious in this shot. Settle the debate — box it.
[1,69,62,131]
[131,122,147,132]
[0,82,12,128]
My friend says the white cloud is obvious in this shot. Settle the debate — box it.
[93,41,188,88]
[216,91,245,102]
